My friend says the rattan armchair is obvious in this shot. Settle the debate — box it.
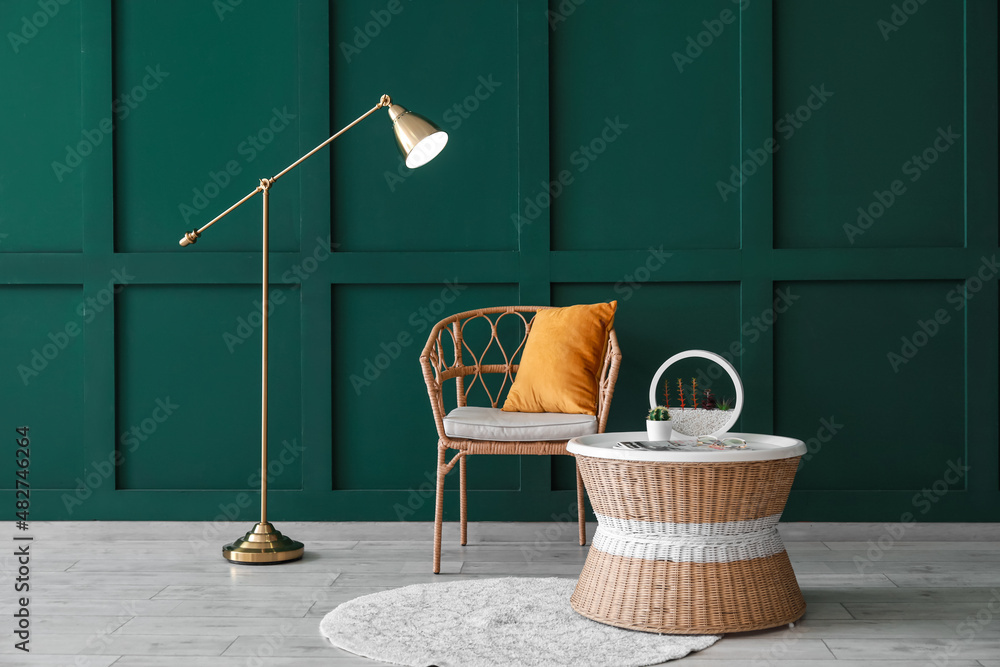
[419,306,622,573]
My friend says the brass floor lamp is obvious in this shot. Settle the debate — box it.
[178,95,448,564]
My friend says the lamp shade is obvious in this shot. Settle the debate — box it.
[388,104,449,168]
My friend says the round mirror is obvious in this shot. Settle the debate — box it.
[648,350,744,437]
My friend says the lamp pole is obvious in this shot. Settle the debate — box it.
[259,179,270,530]
[179,95,448,564]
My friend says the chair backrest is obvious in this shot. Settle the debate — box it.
[419,306,622,430]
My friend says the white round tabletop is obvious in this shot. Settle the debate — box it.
[567,431,807,463]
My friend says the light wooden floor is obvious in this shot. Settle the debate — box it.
[2,521,999,666]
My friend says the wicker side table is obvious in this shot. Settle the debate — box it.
[567,432,807,634]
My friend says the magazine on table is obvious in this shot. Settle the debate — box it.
[613,439,748,452]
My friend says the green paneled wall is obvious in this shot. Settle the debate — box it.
[550,0,741,251]
[115,284,303,490]
[773,280,966,491]
[773,0,965,248]
[114,1,308,253]
[0,0,996,522]
[1,0,85,252]
[330,1,519,252]
[0,287,85,488]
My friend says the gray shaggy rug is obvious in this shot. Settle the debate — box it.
[319,577,719,666]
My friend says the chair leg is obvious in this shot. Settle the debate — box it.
[459,453,468,546]
[433,445,446,574]
[576,461,586,546]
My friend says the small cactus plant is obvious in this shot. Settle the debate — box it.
[717,397,732,411]
[647,405,671,421]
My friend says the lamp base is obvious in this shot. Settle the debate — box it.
[222,522,304,564]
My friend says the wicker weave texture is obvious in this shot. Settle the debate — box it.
[420,306,623,573]
[594,513,781,539]
[575,456,799,525]
[571,454,805,633]
[590,518,786,563]
[571,548,805,634]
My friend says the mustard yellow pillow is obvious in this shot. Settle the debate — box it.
[502,301,617,415]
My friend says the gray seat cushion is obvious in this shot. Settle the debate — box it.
[442,407,598,442]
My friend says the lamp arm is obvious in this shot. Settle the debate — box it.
[179,184,262,245]
[179,94,391,246]
[270,94,390,183]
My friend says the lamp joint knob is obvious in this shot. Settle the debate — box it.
[180,230,200,246]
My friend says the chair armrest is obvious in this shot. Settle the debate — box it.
[596,329,623,433]
[419,319,455,441]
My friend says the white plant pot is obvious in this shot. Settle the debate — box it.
[646,420,673,441]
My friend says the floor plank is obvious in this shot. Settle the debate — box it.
[151,584,337,601]
[788,549,1000,563]
[824,638,1000,660]
[112,659,374,667]
[803,587,1000,604]
[158,599,317,618]
[846,602,1000,620]
[112,659,372,667]
[826,541,1000,551]
[0,599,182,616]
[221,635,344,658]
[115,616,323,637]
[34,571,343,587]
[678,662,985,667]
[683,637,835,660]
[0,657,120,667]
[779,523,1000,542]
